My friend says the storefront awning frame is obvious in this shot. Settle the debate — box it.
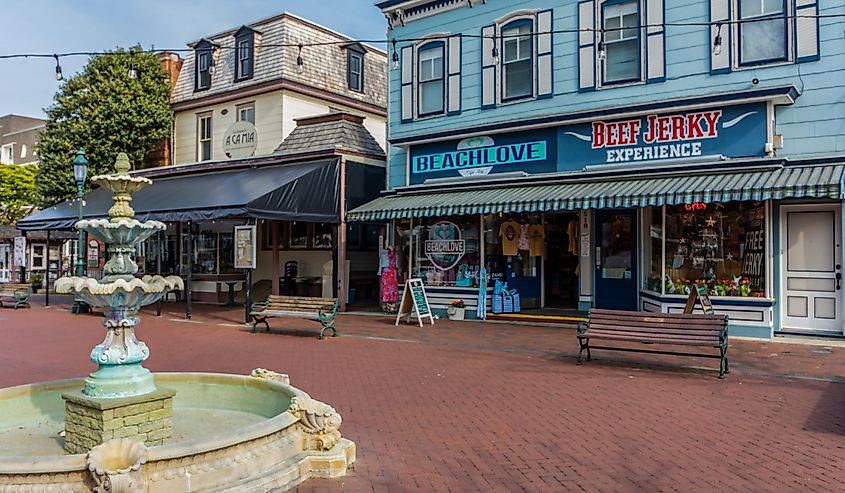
[347,164,845,221]
[17,159,341,231]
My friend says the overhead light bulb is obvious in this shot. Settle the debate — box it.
[54,54,63,81]
[128,61,137,79]
[713,24,723,56]
[391,40,399,70]
[296,44,304,74]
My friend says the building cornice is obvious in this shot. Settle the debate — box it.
[171,77,387,117]
[389,84,799,146]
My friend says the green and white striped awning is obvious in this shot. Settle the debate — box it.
[347,164,844,221]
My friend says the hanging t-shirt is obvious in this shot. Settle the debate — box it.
[528,225,545,257]
[567,220,578,255]
[499,220,521,256]
[519,224,530,251]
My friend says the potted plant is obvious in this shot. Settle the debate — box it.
[30,273,43,293]
[447,299,466,321]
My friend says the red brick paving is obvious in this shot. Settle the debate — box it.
[1,298,845,492]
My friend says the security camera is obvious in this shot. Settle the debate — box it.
[751,78,760,85]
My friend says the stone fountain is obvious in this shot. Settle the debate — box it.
[0,154,355,492]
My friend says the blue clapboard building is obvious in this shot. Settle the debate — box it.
[348,0,845,338]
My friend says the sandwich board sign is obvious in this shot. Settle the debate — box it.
[683,283,715,315]
[395,278,435,326]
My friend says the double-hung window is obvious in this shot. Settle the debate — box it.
[348,51,364,92]
[501,20,533,100]
[739,0,787,65]
[236,39,252,80]
[197,113,212,161]
[236,102,255,124]
[418,42,445,117]
[602,0,640,84]
[196,50,212,90]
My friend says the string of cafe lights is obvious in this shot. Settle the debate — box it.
[0,11,841,80]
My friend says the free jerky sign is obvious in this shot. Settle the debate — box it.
[408,128,557,184]
[560,103,767,167]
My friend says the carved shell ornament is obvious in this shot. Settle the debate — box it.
[86,438,148,493]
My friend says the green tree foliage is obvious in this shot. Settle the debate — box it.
[36,46,172,206]
[0,164,38,224]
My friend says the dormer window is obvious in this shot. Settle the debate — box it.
[233,26,257,81]
[344,43,367,93]
[194,39,218,91]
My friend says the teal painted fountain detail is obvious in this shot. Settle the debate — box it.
[55,153,183,399]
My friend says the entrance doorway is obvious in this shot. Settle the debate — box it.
[544,213,580,309]
[781,205,842,334]
[595,209,638,310]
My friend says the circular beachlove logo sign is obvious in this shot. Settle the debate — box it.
[424,221,466,271]
[223,120,258,158]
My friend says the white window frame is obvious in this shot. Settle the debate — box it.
[0,144,14,164]
[415,40,446,118]
[30,243,46,270]
[596,0,645,88]
[500,18,535,102]
[236,102,255,124]
[733,0,793,69]
[197,112,212,162]
[195,50,212,90]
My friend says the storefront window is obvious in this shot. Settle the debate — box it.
[647,207,663,292]
[290,222,308,249]
[412,217,480,287]
[314,223,333,249]
[662,202,766,297]
[484,214,541,285]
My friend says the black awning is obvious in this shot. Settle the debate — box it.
[17,159,340,230]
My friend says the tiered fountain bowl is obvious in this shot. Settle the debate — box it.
[0,154,354,493]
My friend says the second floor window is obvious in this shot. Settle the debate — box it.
[501,20,533,100]
[348,51,364,92]
[198,114,212,161]
[739,0,787,65]
[236,39,253,80]
[237,102,255,124]
[602,1,640,84]
[418,42,445,116]
[196,51,212,90]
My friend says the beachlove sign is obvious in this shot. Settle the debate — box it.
[560,102,767,166]
[424,221,466,271]
[408,128,557,184]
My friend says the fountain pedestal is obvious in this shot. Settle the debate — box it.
[62,387,175,454]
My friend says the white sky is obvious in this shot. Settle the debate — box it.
[0,0,387,118]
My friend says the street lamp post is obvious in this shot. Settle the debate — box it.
[71,149,89,314]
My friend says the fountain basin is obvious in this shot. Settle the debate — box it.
[0,372,355,492]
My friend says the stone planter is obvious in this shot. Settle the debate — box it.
[86,438,148,493]
[447,306,465,321]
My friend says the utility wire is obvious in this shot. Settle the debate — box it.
[0,12,841,60]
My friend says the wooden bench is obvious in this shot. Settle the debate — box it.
[250,295,339,339]
[0,283,32,310]
[576,309,729,378]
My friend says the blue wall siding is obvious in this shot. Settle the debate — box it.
[385,0,845,188]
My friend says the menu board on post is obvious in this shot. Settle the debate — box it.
[684,283,715,315]
[395,278,435,327]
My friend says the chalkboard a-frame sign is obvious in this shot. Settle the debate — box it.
[395,278,435,327]
[683,283,715,315]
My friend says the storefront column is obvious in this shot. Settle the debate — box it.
[271,221,280,295]
[185,220,192,320]
[578,210,593,311]
[338,158,348,311]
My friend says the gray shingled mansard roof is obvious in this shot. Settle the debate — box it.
[275,112,385,158]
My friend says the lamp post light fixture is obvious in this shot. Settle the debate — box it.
[72,149,89,314]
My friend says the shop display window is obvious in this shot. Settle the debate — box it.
[646,202,767,297]
[646,207,663,292]
[412,217,480,287]
[289,222,308,249]
[484,214,541,284]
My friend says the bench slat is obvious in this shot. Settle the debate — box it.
[590,309,728,322]
[586,324,724,338]
[589,313,727,327]
[586,329,721,343]
[583,332,721,347]
[587,321,725,334]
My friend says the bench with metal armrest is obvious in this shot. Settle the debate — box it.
[0,283,32,310]
[250,295,339,339]
[577,309,729,378]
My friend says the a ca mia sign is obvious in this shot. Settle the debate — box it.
[223,121,258,159]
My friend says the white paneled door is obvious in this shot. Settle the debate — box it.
[781,205,842,333]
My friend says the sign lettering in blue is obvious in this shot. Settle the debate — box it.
[414,141,547,174]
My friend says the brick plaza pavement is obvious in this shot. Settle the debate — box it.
[1,297,844,492]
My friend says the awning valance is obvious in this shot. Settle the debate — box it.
[347,164,844,221]
[18,159,340,230]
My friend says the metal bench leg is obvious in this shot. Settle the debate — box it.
[251,316,269,333]
[577,337,589,365]
[318,321,337,340]
[718,347,727,379]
